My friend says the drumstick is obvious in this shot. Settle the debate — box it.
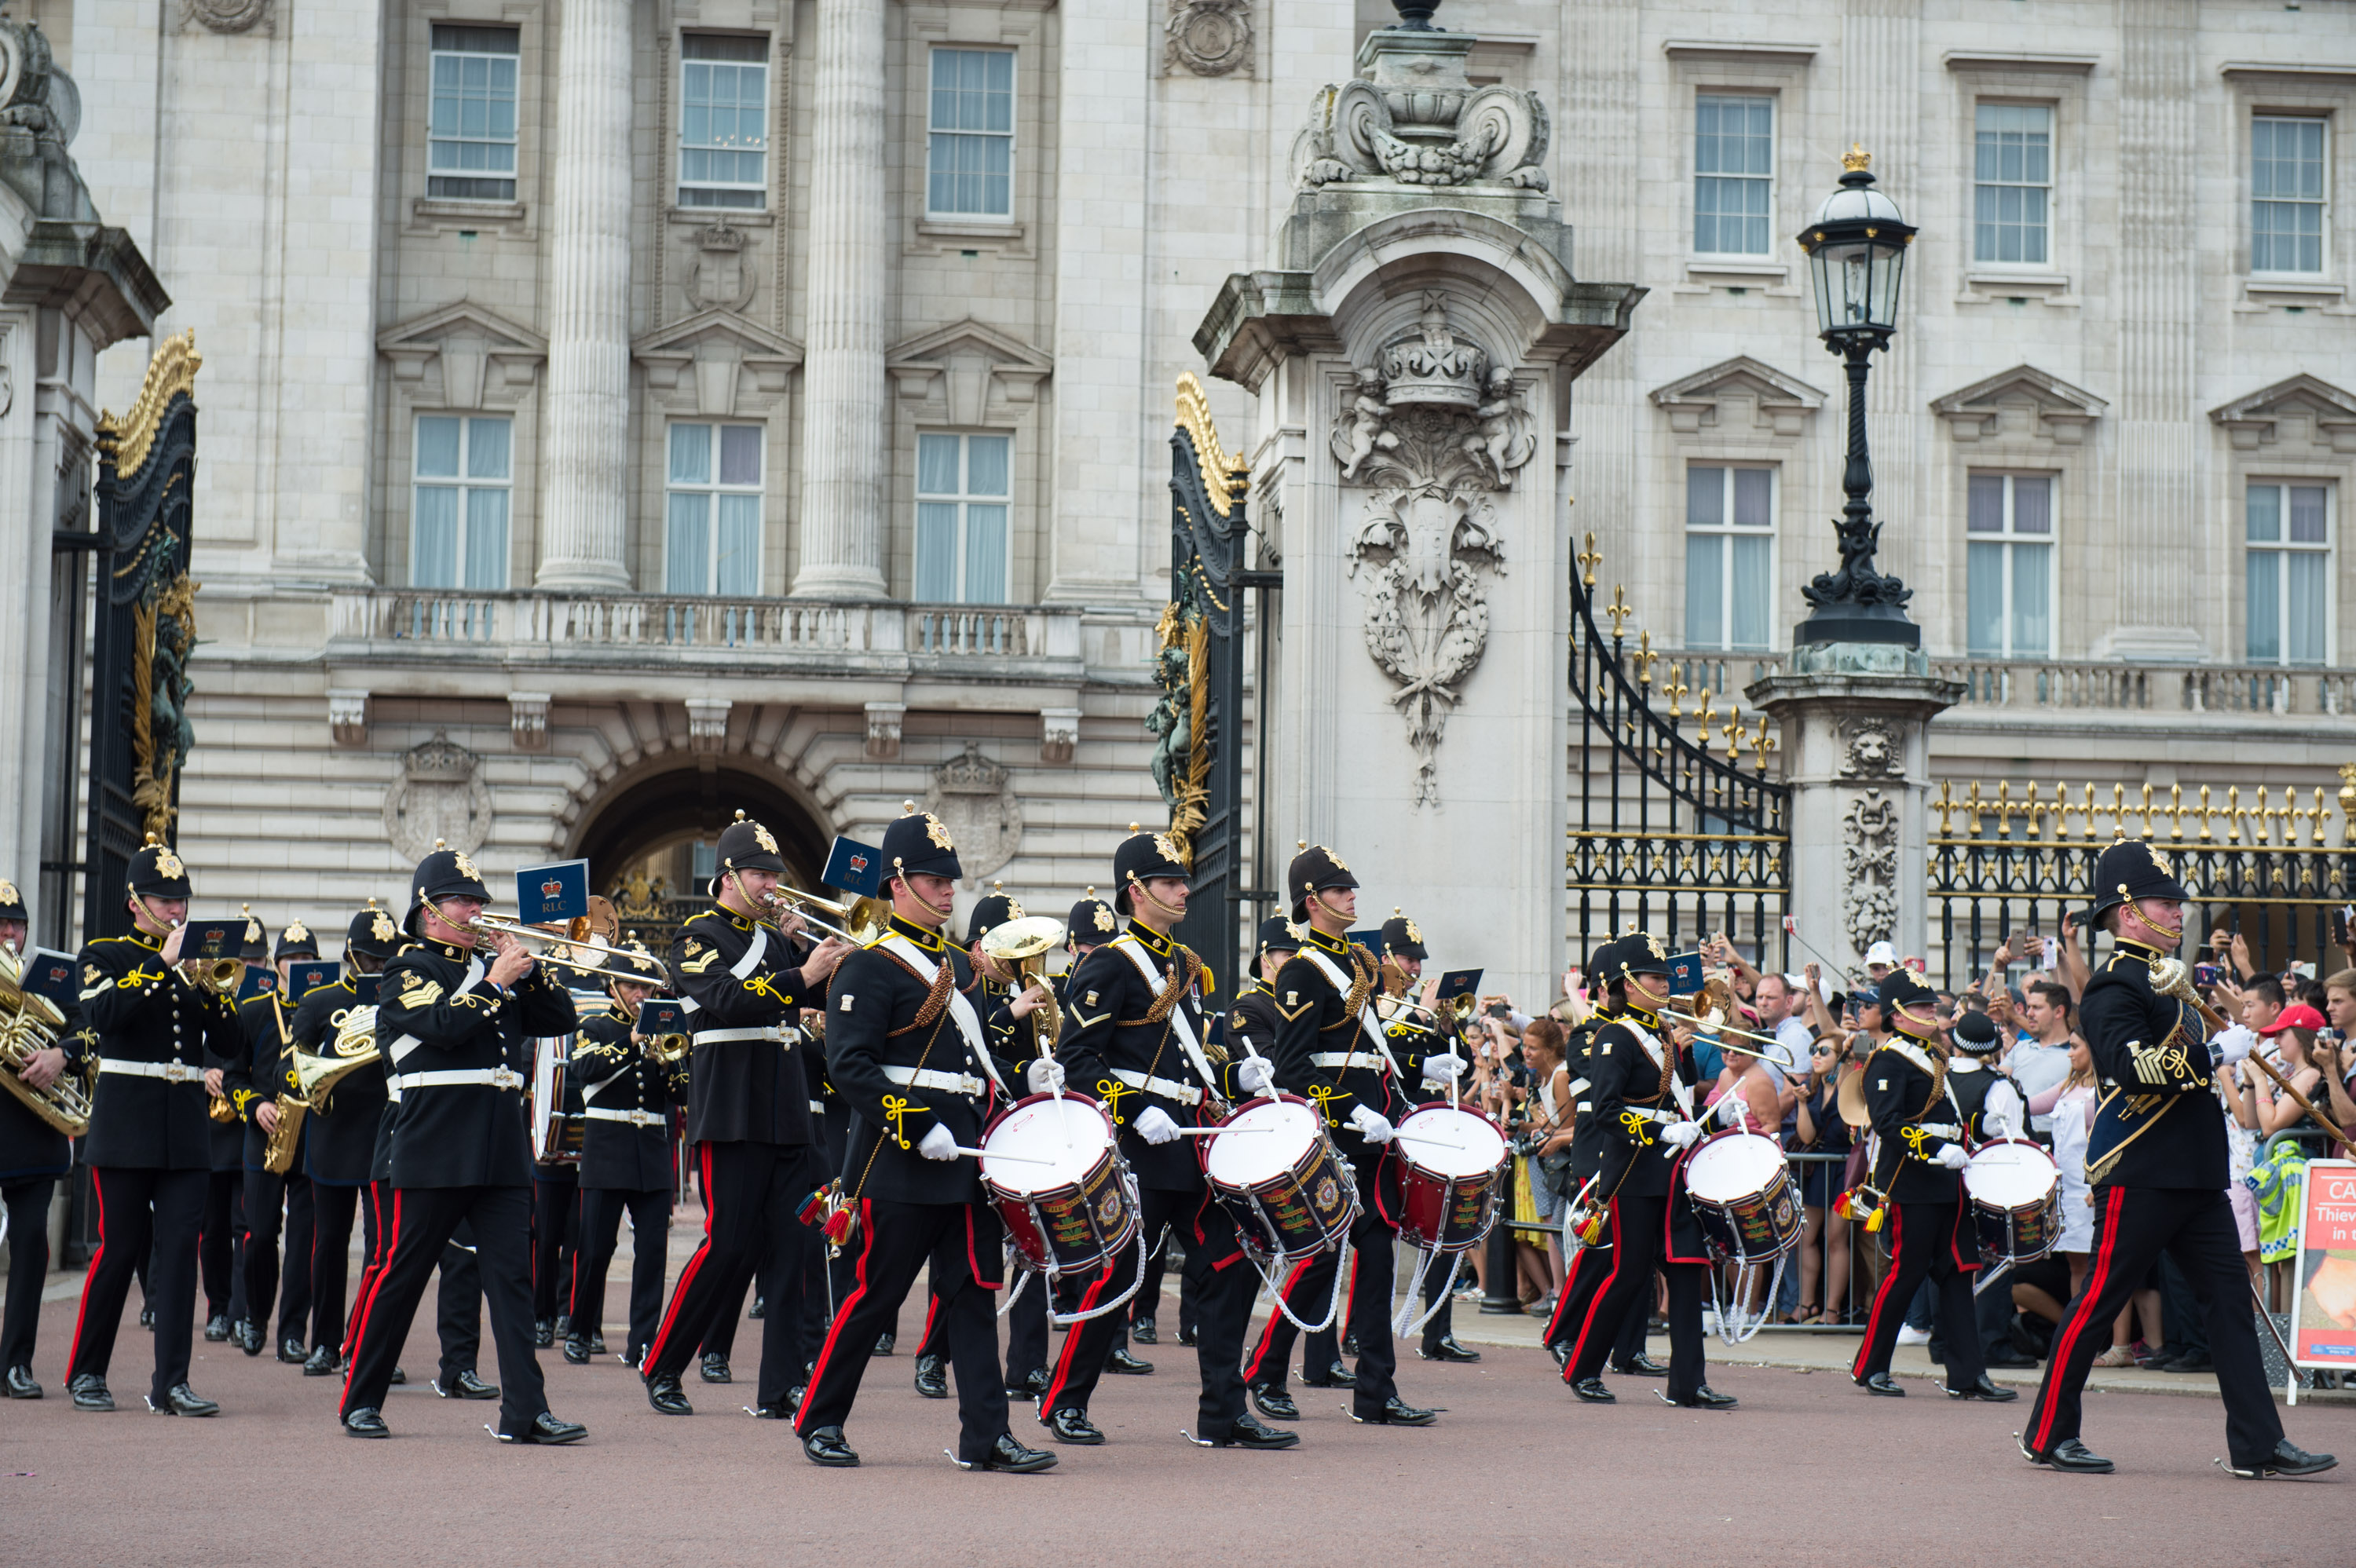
[1394,1131,1469,1152]
[1167,1124,1271,1136]
[959,1146,1058,1165]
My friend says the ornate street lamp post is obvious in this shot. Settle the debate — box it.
[1793,147,1919,648]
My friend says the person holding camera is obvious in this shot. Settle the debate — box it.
[1790,1034,1853,1326]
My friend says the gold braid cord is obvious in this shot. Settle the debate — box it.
[97,330,202,478]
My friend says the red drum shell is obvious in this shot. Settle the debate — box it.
[980,1092,1140,1277]
[1395,1101,1509,1255]
[1205,1093,1360,1263]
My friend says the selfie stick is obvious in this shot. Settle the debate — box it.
[1780,916,1856,989]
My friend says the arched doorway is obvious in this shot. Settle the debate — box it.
[569,762,829,949]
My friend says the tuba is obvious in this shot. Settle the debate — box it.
[293,1003,379,1113]
[0,948,93,1138]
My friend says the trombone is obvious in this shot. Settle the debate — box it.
[761,886,887,948]
[465,913,645,980]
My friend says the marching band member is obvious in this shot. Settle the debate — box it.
[565,941,688,1369]
[290,902,400,1376]
[225,920,320,1365]
[2020,842,2335,1478]
[1377,910,1482,1366]
[1264,844,1438,1427]
[1847,968,2012,1404]
[793,806,1055,1472]
[640,813,851,1420]
[1542,938,1657,1380]
[1557,932,1733,1410]
[1,879,82,1401]
[64,837,242,1416]
[1039,830,1293,1450]
[338,845,584,1443]
[1231,916,1320,1419]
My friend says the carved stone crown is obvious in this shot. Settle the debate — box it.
[404,729,477,784]
[1377,293,1488,411]
[697,221,745,254]
[936,741,1009,795]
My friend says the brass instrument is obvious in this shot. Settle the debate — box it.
[761,886,888,948]
[261,1093,308,1175]
[207,1090,238,1124]
[465,913,645,979]
[135,895,244,996]
[978,915,1069,1058]
[1661,976,1783,1061]
[0,948,92,1137]
[294,1003,380,1113]
[646,1028,693,1068]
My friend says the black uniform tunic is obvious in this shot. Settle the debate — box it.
[572,1007,686,1191]
[378,938,578,1189]
[290,975,386,1186]
[79,934,241,1171]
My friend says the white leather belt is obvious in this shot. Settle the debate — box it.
[884,1065,986,1098]
[695,1025,797,1046]
[1111,1068,1203,1107]
[1626,1106,1681,1125]
[1308,1051,1381,1071]
[100,1059,205,1084]
[583,1107,664,1127]
[1914,1122,1963,1139]
[399,1067,525,1091]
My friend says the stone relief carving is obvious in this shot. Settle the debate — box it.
[383,730,492,862]
[1836,717,1907,781]
[1842,788,1900,958]
[1165,0,1251,78]
[1300,71,1549,192]
[184,0,270,33]
[923,743,1023,881]
[685,222,757,314]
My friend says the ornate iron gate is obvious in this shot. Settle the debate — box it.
[1567,534,1791,970]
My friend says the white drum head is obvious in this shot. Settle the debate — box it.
[1396,1106,1507,1178]
[982,1098,1111,1196]
[1685,1132,1786,1201]
[1965,1141,2058,1205]
[1205,1099,1319,1186]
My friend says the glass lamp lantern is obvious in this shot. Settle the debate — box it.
[1798,146,1915,349]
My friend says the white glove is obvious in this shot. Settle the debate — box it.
[1934,1143,1970,1171]
[1134,1106,1181,1146]
[1660,1120,1702,1150]
[1985,1113,2020,1142]
[1235,1056,1276,1097]
[916,1123,960,1162]
[1420,1051,1466,1090]
[1714,1096,1747,1128]
[2213,1025,2257,1066]
[1348,1104,1396,1144]
[1026,1058,1066,1094]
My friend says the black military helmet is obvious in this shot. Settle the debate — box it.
[1286,842,1359,922]
[1380,909,1428,963]
[346,899,401,961]
[1949,1006,2001,1057]
[0,876,27,923]
[1067,889,1120,947]
[604,936,668,986]
[2088,838,2190,930]
[274,919,320,961]
[1877,967,1939,1033]
[711,810,788,897]
[1114,824,1191,913]
[1255,915,1303,959]
[967,884,1024,946]
[128,834,192,899]
[880,800,963,883]
[408,840,492,934]
[1611,930,1671,982]
[239,905,270,962]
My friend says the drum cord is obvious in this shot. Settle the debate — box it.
[1388,1244,1466,1340]
[1047,1227,1151,1327]
[1704,1252,1786,1347]
[1249,1236,1352,1336]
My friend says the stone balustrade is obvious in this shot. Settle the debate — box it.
[1666,649,2356,722]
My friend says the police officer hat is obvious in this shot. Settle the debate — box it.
[713,810,788,895]
[1114,824,1191,913]
[2088,839,2190,930]
[1380,910,1428,963]
[273,920,320,961]
[1067,889,1121,946]
[967,885,1024,947]
[1950,1007,2001,1057]
[1286,843,1359,923]
[602,937,668,987]
[346,899,401,961]
[127,835,192,900]
[0,878,26,923]
[880,801,964,883]
[1256,916,1304,959]
[1610,930,1671,984]
[407,840,492,934]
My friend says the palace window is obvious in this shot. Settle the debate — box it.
[679,35,768,210]
[665,423,764,596]
[427,25,519,202]
[1974,103,2052,266]
[927,48,1015,218]
[1965,473,2054,659]
[1684,465,1775,651]
[2247,481,2332,665]
[1693,95,1772,256]
[915,433,1010,603]
[412,415,511,589]
[2252,116,2327,275]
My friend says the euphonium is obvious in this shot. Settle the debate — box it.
[261,1093,308,1175]
[294,1003,380,1113]
[0,948,93,1138]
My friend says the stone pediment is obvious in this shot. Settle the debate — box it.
[1930,364,2107,444]
[886,319,1052,426]
[1648,356,1826,437]
[2209,374,2356,452]
[377,301,548,408]
[631,309,804,417]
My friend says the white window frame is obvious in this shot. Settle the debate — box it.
[411,414,512,590]
[1692,93,1775,258]
[914,431,1012,605]
[2245,479,2335,666]
[2251,115,2329,277]
[664,422,766,596]
[1682,464,1777,652]
[677,34,769,210]
[1972,101,2054,269]
[426,24,520,203]
[1964,472,2056,660]
[925,47,1016,221]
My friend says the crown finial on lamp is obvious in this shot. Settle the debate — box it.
[1842,142,1871,174]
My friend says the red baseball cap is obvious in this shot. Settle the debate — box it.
[2259,1003,2328,1036]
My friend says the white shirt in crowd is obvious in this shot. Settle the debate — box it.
[2007,1037,2072,1135]
[1771,1014,1813,1083]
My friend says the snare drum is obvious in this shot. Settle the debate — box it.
[1205,1094,1360,1263]
[1394,1102,1509,1255]
[1682,1129,1802,1265]
[980,1094,1140,1277]
[1963,1139,2060,1272]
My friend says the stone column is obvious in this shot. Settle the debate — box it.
[535,0,635,591]
[1748,648,1963,979]
[792,0,888,599]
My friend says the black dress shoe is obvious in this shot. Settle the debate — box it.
[1299,1360,1354,1388]
[1546,1340,1571,1371]
[700,1352,732,1384]
[1198,1412,1299,1449]
[646,1375,693,1416]
[1106,1347,1154,1376]
[2020,1435,2113,1474]
[140,1303,154,1329]
[69,1372,113,1412]
[4,1365,41,1399]
[148,1383,219,1417]
[554,1314,570,1337]
[2226,1439,2338,1479]
[1568,1377,1615,1404]
[390,1365,407,1386]
[913,1353,949,1399]
[1984,1347,2039,1369]
[496,1411,587,1445]
[1948,1374,2019,1402]
[1857,1372,1905,1396]
[278,1336,308,1365]
[1419,1336,1481,1363]
[533,1318,554,1349]
[587,1332,608,1355]
[436,1370,499,1400]
[1660,1384,1738,1409]
[1351,1395,1437,1426]
[803,1425,860,1467]
[562,1337,592,1366]
[1044,1405,1103,1444]
[1174,1324,1198,1347]
[303,1347,340,1377]
[1249,1383,1299,1421]
[1341,1332,1361,1357]
[748,1296,766,1320]
[973,1432,1059,1473]
[873,1332,895,1356]
[1129,1316,1158,1345]
[2161,1352,2214,1374]
[203,1314,232,1343]
[342,1406,389,1438]
[1612,1351,1670,1377]
[236,1320,264,1356]
[1004,1368,1049,1402]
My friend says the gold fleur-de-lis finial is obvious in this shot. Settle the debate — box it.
[1605,585,1632,641]
[1842,144,1871,174]
[1578,533,1601,590]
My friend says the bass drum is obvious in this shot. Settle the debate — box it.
[1205,1094,1359,1263]
[980,1092,1139,1277]
[1393,1102,1509,1255]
